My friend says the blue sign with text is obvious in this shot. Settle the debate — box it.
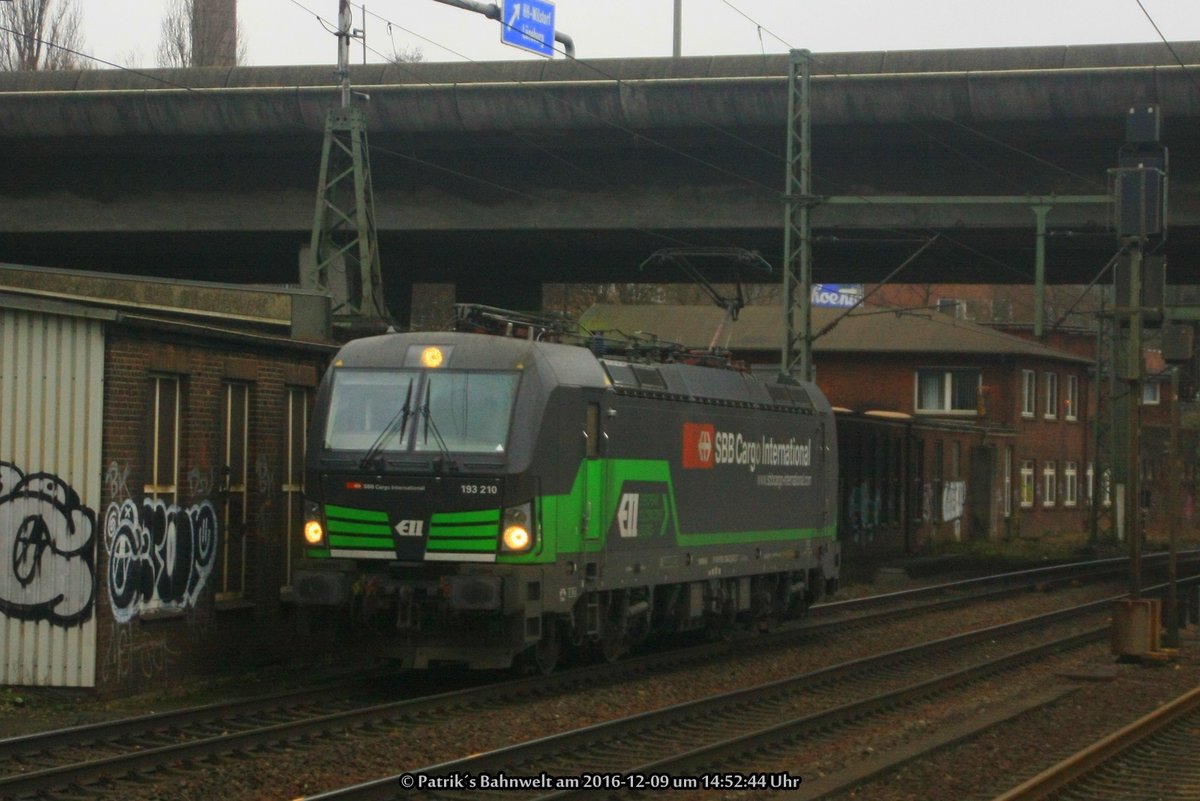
[501,0,556,58]
[811,284,864,308]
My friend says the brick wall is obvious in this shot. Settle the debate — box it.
[815,351,1093,546]
[94,324,329,695]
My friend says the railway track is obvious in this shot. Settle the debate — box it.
[0,557,1190,800]
[990,683,1200,801]
[304,598,1121,800]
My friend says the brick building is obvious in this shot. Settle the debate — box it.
[0,264,336,691]
[580,303,1095,549]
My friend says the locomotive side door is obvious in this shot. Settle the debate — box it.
[582,399,606,548]
[581,396,611,639]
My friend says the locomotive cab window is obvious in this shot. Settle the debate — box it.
[414,371,519,454]
[324,368,519,454]
[325,369,419,451]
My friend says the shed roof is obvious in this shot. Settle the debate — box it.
[0,263,337,352]
[579,304,1091,365]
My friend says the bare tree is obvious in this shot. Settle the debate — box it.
[0,0,87,71]
[156,0,247,68]
[390,44,423,64]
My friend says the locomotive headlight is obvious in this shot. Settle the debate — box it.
[502,524,530,551]
[420,346,444,369]
[501,502,535,553]
[303,500,326,546]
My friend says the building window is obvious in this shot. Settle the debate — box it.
[936,298,966,319]
[1065,375,1079,421]
[145,375,181,503]
[992,297,1012,322]
[1020,460,1035,508]
[1064,461,1078,507]
[1022,370,1036,417]
[1004,446,1013,518]
[283,387,310,589]
[1042,461,1057,508]
[1142,382,1161,405]
[916,368,980,414]
[1044,372,1059,419]
[219,382,250,599]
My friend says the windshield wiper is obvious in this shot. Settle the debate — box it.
[358,382,413,470]
[421,381,457,473]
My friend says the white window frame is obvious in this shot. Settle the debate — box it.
[145,375,181,503]
[1042,461,1057,508]
[1020,460,1035,508]
[1142,381,1161,405]
[915,368,981,415]
[1065,375,1079,421]
[1064,461,1078,507]
[1044,372,1059,419]
[1021,370,1036,418]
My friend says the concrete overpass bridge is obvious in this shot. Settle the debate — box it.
[1,41,1198,315]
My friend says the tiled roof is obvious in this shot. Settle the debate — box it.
[579,304,1091,364]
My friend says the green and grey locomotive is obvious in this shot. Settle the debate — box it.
[293,307,839,671]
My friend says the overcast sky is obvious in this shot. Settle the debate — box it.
[80,0,1200,69]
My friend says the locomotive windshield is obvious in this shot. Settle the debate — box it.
[414,371,518,454]
[323,368,519,454]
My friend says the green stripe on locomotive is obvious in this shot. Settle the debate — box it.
[309,458,833,564]
[325,504,389,523]
[497,457,835,565]
[327,534,395,549]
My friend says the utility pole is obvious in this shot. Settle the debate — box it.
[673,0,681,57]
[1167,365,1181,647]
[781,49,814,382]
[303,0,386,326]
[1109,104,1168,656]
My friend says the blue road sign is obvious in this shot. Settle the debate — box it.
[501,0,556,58]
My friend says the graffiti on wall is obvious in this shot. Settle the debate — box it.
[103,498,218,623]
[104,460,131,504]
[100,618,180,684]
[0,461,97,625]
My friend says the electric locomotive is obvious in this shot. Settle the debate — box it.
[293,306,840,671]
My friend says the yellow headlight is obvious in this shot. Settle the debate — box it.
[502,525,531,552]
[421,346,444,368]
[303,519,325,545]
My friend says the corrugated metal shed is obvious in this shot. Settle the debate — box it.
[579,304,1091,364]
[0,301,106,687]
